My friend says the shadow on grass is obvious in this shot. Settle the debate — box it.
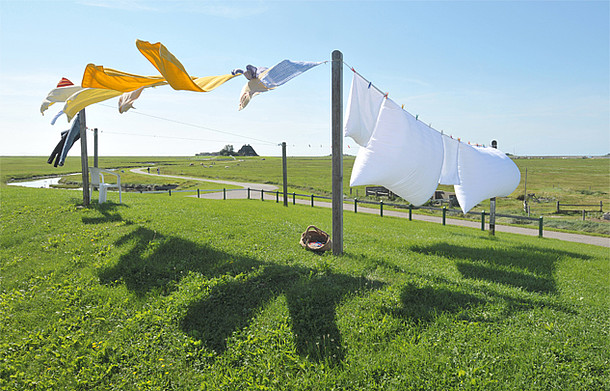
[411,243,590,294]
[82,202,130,225]
[389,274,576,326]
[99,227,383,363]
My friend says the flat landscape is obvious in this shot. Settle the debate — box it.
[1,156,609,390]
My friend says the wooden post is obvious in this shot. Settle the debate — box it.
[332,50,344,255]
[79,110,90,206]
[489,140,497,235]
[282,142,288,207]
[93,128,98,168]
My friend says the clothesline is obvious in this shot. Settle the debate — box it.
[98,103,278,146]
[342,61,487,148]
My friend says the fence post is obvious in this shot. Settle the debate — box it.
[380,200,383,217]
[197,189,200,198]
[600,201,603,212]
[311,194,314,207]
[223,188,226,200]
[442,207,447,225]
[261,189,264,201]
[539,216,544,237]
[276,191,279,203]
[556,201,560,213]
[247,187,250,200]
[169,189,171,196]
[481,210,485,231]
[354,198,358,213]
[409,204,412,221]
[582,210,586,221]
[293,192,296,205]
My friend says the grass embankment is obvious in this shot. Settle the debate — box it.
[1,185,608,390]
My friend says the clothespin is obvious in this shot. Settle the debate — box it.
[429,123,432,128]
[401,104,404,109]
[415,114,419,120]
[351,67,355,72]
[458,138,461,142]
[384,93,388,99]
[468,141,471,145]
[368,82,372,89]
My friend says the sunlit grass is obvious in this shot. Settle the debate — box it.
[1,185,608,390]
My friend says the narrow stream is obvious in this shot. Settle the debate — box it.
[8,177,63,188]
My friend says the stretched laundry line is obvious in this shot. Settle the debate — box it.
[342,61,485,147]
[97,103,277,146]
[97,130,264,145]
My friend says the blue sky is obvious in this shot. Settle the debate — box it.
[0,0,608,157]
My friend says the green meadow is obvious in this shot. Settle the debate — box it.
[6,155,607,234]
[1,158,609,389]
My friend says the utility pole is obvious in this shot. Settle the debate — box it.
[93,128,98,168]
[489,139,497,235]
[281,142,288,207]
[331,50,343,255]
[79,110,90,206]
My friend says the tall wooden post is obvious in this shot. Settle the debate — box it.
[281,142,288,207]
[489,140,497,235]
[79,110,90,206]
[331,50,343,255]
[93,128,98,168]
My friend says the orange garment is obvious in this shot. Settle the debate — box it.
[82,64,166,92]
[135,40,238,92]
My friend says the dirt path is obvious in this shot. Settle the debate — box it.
[130,168,609,248]
[130,168,278,192]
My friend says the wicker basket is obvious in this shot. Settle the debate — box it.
[300,225,332,252]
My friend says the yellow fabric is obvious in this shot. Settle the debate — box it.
[136,40,238,92]
[192,74,240,91]
[82,64,166,92]
[63,88,123,121]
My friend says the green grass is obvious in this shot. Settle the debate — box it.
[1,185,608,390]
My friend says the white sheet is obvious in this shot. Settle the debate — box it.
[344,72,385,147]
[454,144,521,213]
[439,135,460,185]
[350,97,444,206]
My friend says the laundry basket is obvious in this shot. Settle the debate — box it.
[299,225,332,252]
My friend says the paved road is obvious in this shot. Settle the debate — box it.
[130,168,610,248]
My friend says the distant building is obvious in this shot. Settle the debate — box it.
[237,144,258,156]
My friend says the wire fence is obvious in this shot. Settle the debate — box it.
[135,186,545,237]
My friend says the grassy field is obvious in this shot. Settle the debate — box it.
[2,155,609,235]
[1,184,609,390]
